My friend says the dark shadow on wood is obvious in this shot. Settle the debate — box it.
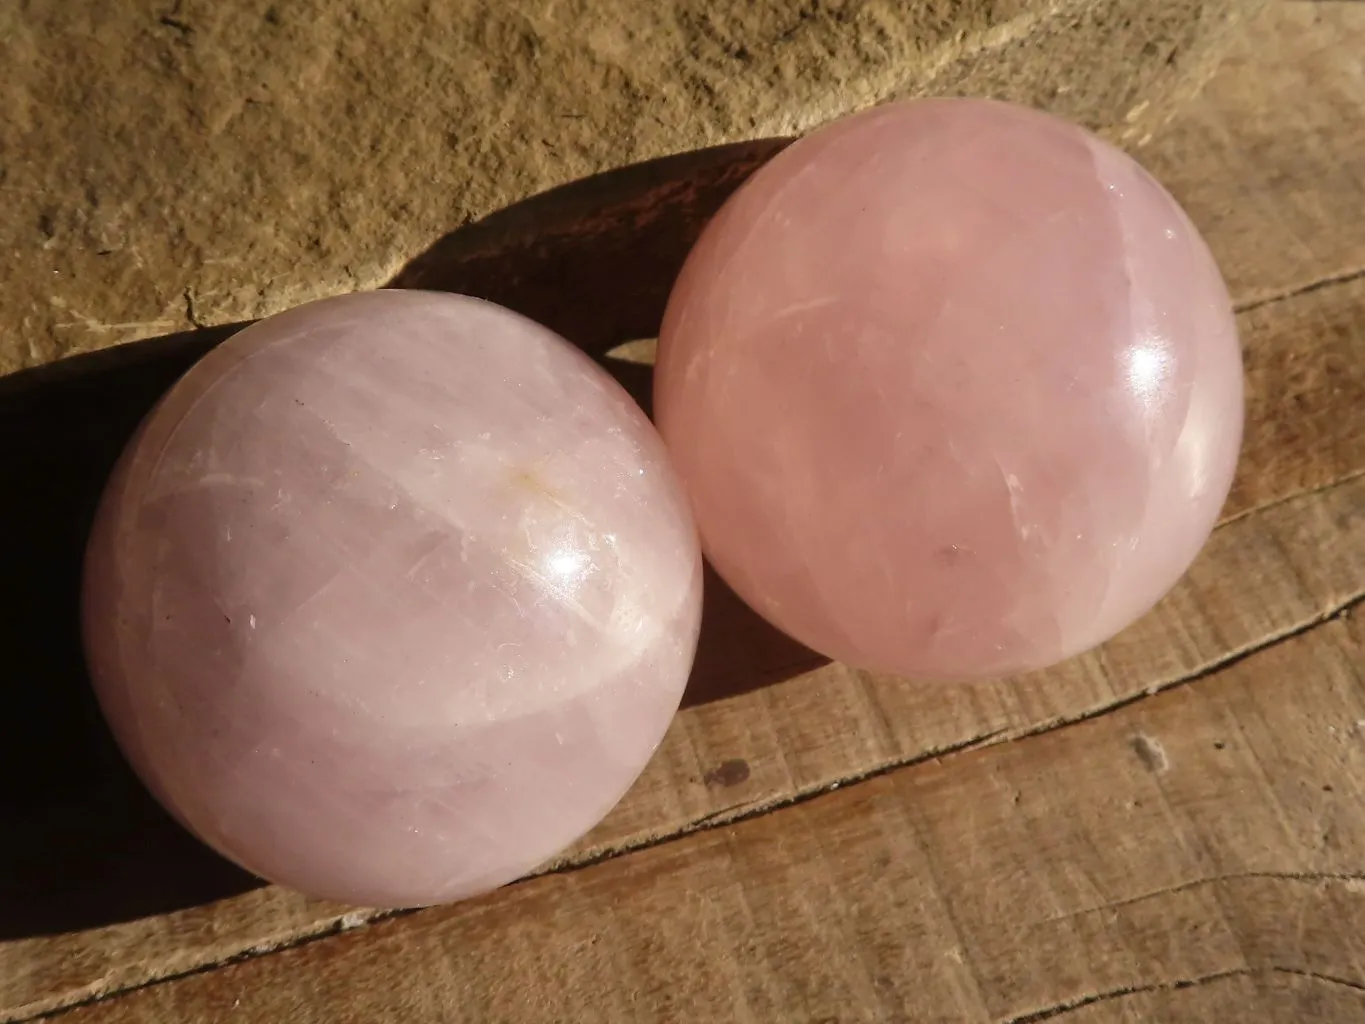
[682,563,828,709]
[0,321,260,941]
[0,136,800,940]
[564,357,825,708]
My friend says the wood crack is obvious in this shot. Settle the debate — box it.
[1038,869,1365,925]
[1270,966,1365,995]
[1219,466,1365,528]
[1233,264,1365,315]
[1001,965,1365,1024]
[1001,968,1248,1023]
[1006,588,1365,750]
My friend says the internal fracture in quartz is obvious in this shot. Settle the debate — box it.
[654,98,1244,680]
[82,290,703,907]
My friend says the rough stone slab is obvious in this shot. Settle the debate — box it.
[0,0,1258,374]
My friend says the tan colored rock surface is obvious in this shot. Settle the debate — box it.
[0,0,1258,374]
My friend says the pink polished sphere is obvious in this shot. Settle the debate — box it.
[655,99,1243,680]
[83,290,702,907]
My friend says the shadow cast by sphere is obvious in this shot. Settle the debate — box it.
[0,321,261,940]
[0,136,814,941]
[387,135,790,353]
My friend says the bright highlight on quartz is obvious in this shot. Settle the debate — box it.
[82,290,702,907]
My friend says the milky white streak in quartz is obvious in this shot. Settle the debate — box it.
[83,290,702,907]
[655,98,1243,680]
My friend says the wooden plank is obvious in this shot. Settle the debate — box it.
[3,2,1365,1019]
[1228,279,1365,520]
[1140,1,1365,310]
[46,613,1365,1023]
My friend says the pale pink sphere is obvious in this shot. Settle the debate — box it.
[83,291,702,907]
[655,99,1243,680]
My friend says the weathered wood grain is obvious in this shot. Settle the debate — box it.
[47,617,1365,1023]
[1140,0,1365,309]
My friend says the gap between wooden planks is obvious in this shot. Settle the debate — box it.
[4,2,1365,1021]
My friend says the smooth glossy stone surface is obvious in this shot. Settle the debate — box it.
[655,98,1243,680]
[83,290,702,907]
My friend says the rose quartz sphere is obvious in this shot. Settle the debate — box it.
[83,291,702,907]
[655,99,1243,680]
